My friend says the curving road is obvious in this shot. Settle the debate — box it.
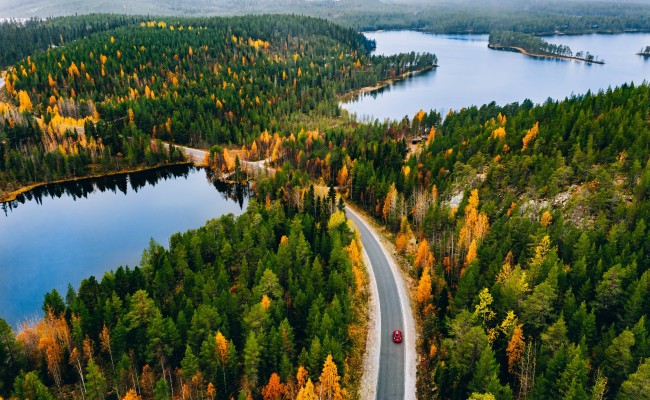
[346,207,416,400]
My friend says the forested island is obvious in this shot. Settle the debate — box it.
[488,31,603,64]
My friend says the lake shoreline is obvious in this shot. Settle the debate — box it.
[488,43,605,64]
[0,161,193,203]
[339,65,436,103]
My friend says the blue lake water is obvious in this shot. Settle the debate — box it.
[0,165,248,326]
[342,31,650,121]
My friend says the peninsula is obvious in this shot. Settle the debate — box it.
[488,30,604,64]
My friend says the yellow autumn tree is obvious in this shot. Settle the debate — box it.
[416,267,433,305]
[414,239,434,271]
[497,112,507,126]
[492,127,506,140]
[345,239,365,294]
[473,287,496,324]
[296,379,318,400]
[382,183,398,223]
[122,389,141,400]
[458,189,489,260]
[223,148,236,172]
[427,126,436,145]
[318,355,343,400]
[261,294,271,309]
[415,109,426,123]
[337,165,348,191]
[540,211,553,227]
[522,122,539,151]
[216,331,229,363]
[395,216,413,254]
[465,239,478,267]
[345,240,362,268]
[68,62,80,79]
[17,90,32,112]
[395,233,409,254]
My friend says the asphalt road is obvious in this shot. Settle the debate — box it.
[346,210,405,400]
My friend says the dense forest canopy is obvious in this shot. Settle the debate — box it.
[4,7,650,400]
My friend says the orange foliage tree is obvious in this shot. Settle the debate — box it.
[122,389,141,400]
[296,365,308,389]
[507,325,525,375]
[521,122,539,151]
[215,331,230,390]
[262,372,286,400]
[337,165,349,193]
[414,239,434,272]
[455,189,489,280]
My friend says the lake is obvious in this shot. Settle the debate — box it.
[342,31,650,121]
[0,165,248,326]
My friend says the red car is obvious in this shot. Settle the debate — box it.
[393,329,402,343]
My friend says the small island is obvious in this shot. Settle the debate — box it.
[488,31,604,64]
[637,46,650,57]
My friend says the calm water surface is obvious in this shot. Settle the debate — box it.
[0,165,248,326]
[342,31,650,120]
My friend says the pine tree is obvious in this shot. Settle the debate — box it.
[244,331,262,389]
[12,372,54,400]
[85,359,107,400]
[468,346,511,400]
[617,358,650,400]
[604,329,635,391]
